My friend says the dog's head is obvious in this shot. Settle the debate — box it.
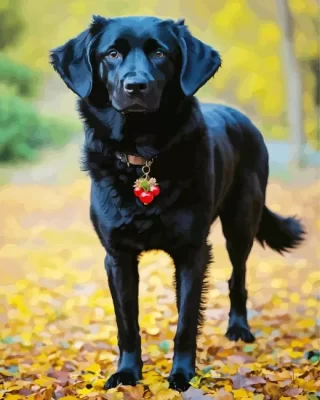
[50,16,221,113]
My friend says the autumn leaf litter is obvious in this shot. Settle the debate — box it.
[0,180,319,399]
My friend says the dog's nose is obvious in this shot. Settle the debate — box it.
[124,79,149,96]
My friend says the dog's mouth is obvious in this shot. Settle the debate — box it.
[122,104,148,113]
[111,94,160,114]
[117,103,159,114]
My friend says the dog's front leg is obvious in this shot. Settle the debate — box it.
[104,251,142,389]
[168,243,211,392]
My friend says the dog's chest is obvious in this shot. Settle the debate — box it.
[104,203,211,253]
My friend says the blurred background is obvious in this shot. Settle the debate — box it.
[0,0,319,178]
[0,1,319,399]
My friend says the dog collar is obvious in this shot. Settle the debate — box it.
[115,151,153,167]
[115,152,159,205]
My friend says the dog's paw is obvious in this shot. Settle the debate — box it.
[168,372,193,392]
[226,325,255,343]
[104,370,139,389]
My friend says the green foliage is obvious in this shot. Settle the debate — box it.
[0,42,76,163]
[0,93,76,162]
[0,0,24,50]
[0,55,41,98]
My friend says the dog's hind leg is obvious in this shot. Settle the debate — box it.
[220,170,265,343]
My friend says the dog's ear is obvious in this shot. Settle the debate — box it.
[50,29,94,98]
[176,23,222,96]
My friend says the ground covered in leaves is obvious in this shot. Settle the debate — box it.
[0,177,319,399]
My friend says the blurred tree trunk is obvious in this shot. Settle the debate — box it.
[0,0,24,50]
[276,0,306,168]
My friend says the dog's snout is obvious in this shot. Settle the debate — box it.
[124,79,149,96]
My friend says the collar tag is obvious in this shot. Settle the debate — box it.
[115,151,153,166]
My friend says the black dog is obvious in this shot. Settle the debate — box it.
[50,16,305,392]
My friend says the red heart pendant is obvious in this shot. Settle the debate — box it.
[133,161,160,206]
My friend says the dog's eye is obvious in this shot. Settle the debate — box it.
[154,49,166,59]
[107,49,120,59]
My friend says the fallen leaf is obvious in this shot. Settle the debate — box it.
[117,385,144,400]
[155,389,181,400]
[33,377,57,387]
[284,387,303,396]
[149,381,169,395]
[0,173,318,400]
[85,363,101,375]
[263,382,283,400]
[58,397,79,400]
[182,387,209,399]
[214,388,233,399]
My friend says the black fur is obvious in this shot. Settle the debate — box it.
[50,16,306,392]
[256,207,305,254]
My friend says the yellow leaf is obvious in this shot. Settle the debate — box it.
[264,382,282,399]
[93,378,107,389]
[146,327,160,336]
[141,371,162,386]
[59,397,80,400]
[200,385,211,393]
[3,383,17,391]
[77,387,94,396]
[86,363,101,374]
[147,344,162,358]
[288,350,304,358]
[149,381,169,395]
[120,385,144,399]
[155,359,170,372]
[0,369,15,377]
[291,339,305,348]
[27,395,44,400]
[106,391,124,400]
[233,389,249,398]
[82,373,98,383]
[33,376,56,387]
[224,384,233,392]
[297,319,315,329]
[294,378,317,392]
[215,389,233,400]
[154,389,181,400]
[189,375,202,388]
[210,370,222,378]
[20,331,33,346]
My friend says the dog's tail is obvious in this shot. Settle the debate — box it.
[256,206,306,254]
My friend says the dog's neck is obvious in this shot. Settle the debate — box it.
[80,94,202,160]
